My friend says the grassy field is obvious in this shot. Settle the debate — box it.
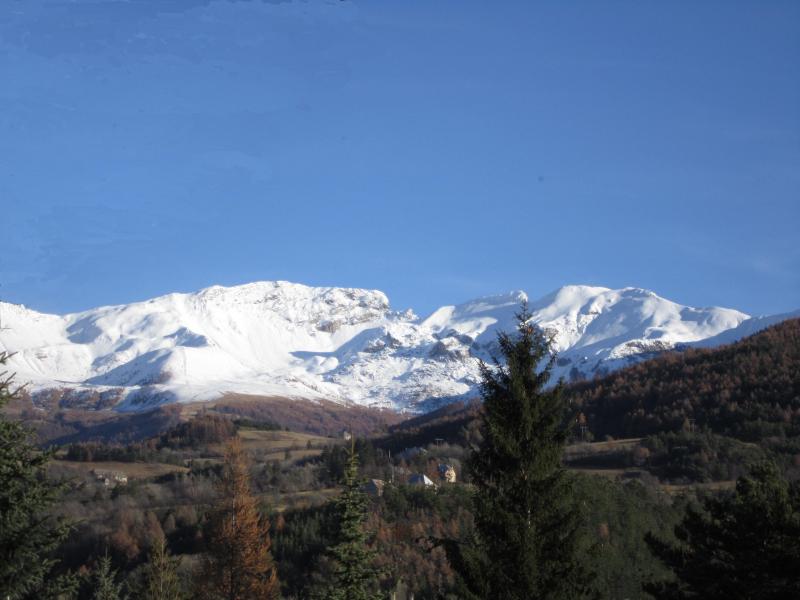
[258,487,341,512]
[56,460,189,479]
[220,428,341,461]
[564,438,738,495]
[53,429,341,484]
[568,467,629,479]
[236,428,335,448]
[564,438,643,458]
[662,480,736,495]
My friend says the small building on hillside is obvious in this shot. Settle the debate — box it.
[92,470,128,487]
[361,479,385,497]
[438,464,456,483]
[408,473,436,488]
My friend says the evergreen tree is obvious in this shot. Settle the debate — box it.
[0,351,77,600]
[646,461,800,599]
[445,305,593,600]
[198,437,279,600]
[91,554,126,600]
[320,439,381,600]
[140,537,184,600]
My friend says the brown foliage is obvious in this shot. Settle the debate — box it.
[212,394,402,436]
[384,400,482,452]
[160,414,236,448]
[10,402,183,446]
[198,437,279,600]
[568,318,800,441]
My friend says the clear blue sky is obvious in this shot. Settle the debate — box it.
[1,0,798,317]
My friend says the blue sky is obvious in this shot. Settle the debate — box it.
[1,0,798,317]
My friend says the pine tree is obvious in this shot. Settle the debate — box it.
[645,461,800,599]
[140,537,184,600]
[198,437,279,600]
[320,439,381,600]
[91,554,126,600]
[445,305,593,600]
[0,351,77,600]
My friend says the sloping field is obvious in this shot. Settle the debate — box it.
[56,460,188,479]
[231,428,340,461]
[564,438,643,459]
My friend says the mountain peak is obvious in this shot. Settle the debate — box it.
[0,280,789,413]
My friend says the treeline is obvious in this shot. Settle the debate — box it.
[565,431,770,484]
[159,414,237,448]
[232,417,284,431]
[64,439,167,463]
[65,414,237,462]
[641,431,768,483]
[569,318,800,442]
[381,401,482,453]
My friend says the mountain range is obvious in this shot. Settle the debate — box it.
[1,281,797,413]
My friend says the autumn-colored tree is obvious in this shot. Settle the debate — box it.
[198,437,279,600]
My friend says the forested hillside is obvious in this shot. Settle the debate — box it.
[570,318,800,441]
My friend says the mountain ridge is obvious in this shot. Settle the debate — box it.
[0,280,792,413]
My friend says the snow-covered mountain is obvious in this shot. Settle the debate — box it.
[688,309,800,349]
[0,281,790,413]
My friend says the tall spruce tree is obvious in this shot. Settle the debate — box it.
[645,461,800,599]
[445,305,593,600]
[140,537,184,600]
[91,555,126,600]
[0,351,77,600]
[320,439,381,600]
[198,437,279,600]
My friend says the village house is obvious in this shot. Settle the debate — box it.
[408,473,436,488]
[361,479,385,497]
[92,469,128,487]
[438,463,456,483]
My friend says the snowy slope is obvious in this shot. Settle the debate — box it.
[0,281,789,413]
[689,309,800,349]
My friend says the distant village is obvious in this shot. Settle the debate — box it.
[343,428,459,496]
